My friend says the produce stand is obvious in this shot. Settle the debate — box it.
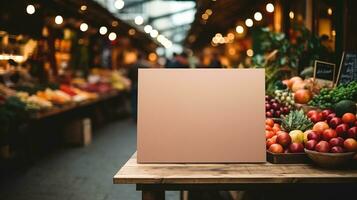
[114,152,357,200]
[29,90,122,120]
[0,90,129,172]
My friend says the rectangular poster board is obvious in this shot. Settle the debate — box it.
[137,69,266,163]
[313,60,336,88]
[337,52,357,85]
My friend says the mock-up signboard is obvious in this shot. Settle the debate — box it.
[137,69,266,163]
[336,52,357,86]
[313,60,336,88]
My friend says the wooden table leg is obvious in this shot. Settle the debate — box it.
[180,191,188,200]
[142,190,165,200]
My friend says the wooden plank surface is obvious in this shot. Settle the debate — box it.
[113,152,357,184]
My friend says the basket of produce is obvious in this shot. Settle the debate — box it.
[303,109,357,168]
[305,149,355,168]
[266,110,313,164]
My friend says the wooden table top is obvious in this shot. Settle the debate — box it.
[113,152,357,185]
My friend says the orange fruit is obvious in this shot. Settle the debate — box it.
[342,113,356,124]
[265,118,274,127]
[265,125,273,131]
[290,76,303,84]
[265,130,275,139]
[272,126,281,133]
[268,143,284,153]
[312,122,329,134]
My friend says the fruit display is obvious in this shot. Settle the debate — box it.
[333,100,356,117]
[304,109,357,153]
[36,89,72,105]
[294,89,312,104]
[60,85,98,102]
[281,110,313,132]
[265,95,291,118]
[283,76,319,94]
[265,118,307,154]
[0,68,131,115]
[308,81,357,110]
[16,92,53,110]
[273,90,295,107]
[90,68,131,91]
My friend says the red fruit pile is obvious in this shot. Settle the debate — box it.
[306,110,357,153]
[265,119,304,154]
[265,95,290,118]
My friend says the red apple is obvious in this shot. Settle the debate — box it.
[347,127,357,139]
[307,110,319,118]
[306,140,318,150]
[329,137,344,147]
[289,143,304,153]
[331,146,345,153]
[326,113,337,123]
[343,138,357,152]
[321,109,333,120]
[309,113,323,123]
[276,132,291,147]
[282,107,290,114]
[265,103,271,111]
[322,129,337,141]
[268,143,284,153]
[271,103,279,110]
[335,123,349,138]
[266,135,277,149]
[266,111,273,118]
[329,117,342,128]
[307,131,320,141]
[315,141,330,153]
[275,110,282,117]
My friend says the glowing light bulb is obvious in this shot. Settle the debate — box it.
[114,0,124,10]
[266,3,274,13]
[245,18,253,27]
[236,25,244,34]
[108,32,117,41]
[144,25,152,33]
[80,23,88,32]
[55,15,63,25]
[254,12,262,21]
[134,16,144,25]
[26,4,35,15]
[99,26,108,35]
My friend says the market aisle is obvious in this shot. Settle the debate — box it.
[0,119,178,200]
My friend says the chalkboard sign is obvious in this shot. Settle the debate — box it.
[313,60,335,82]
[337,52,357,85]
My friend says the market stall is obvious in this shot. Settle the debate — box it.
[0,0,157,165]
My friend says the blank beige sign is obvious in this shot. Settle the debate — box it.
[137,69,266,163]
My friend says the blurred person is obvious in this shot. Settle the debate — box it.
[165,53,177,68]
[167,52,189,68]
[209,52,222,68]
[319,34,334,62]
[176,52,189,68]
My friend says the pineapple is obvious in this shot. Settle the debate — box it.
[281,110,313,132]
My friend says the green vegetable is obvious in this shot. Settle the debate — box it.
[334,100,356,117]
[308,81,357,109]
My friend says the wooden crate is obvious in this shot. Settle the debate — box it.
[267,151,311,164]
[63,118,92,146]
